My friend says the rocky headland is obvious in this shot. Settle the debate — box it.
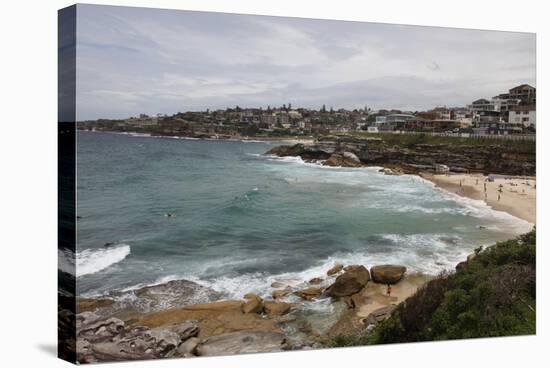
[265,135,536,176]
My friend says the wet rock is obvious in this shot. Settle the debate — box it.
[263,301,292,317]
[309,277,323,284]
[327,263,344,276]
[370,265,407,284]
[271,281,286,288]
[272,290,290,299]
[274,315,297,324]
[325,265,370,297]
[196,331,286,356]
[242,293,263,314]
[293,287,323,301]
[77,298,115,313]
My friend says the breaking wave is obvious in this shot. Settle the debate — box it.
[76,244,131,277]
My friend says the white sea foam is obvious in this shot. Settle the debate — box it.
[76,244,131,277]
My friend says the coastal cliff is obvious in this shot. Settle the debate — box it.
[266,135,536,176]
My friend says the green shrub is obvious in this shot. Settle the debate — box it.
[331,230,536,347]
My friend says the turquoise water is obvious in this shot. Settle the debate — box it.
[74,131,531,300]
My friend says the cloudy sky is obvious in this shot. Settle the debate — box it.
[75,4,535,120]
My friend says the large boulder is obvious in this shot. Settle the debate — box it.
[196,331,286,356]
[370,265,407,284]
[293,287,323,300]
[263,301,292,317]
[242,293,263,314]
[325,265,370,297]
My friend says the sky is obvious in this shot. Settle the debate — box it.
[74,4,536,120]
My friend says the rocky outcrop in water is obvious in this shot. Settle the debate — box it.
[265,136,536,175]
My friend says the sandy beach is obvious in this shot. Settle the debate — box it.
[421,172,536,225]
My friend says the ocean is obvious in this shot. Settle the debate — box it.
[74,131,532,302]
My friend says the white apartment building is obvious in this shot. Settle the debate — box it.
[508,106,536,127]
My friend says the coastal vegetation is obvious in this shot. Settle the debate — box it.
[349,131,536,151]
[331,230,536,347]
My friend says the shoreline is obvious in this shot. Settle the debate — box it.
[420,172,536,225]
[78,128,315,144]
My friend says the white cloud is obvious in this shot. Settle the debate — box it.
[74,4,535,120]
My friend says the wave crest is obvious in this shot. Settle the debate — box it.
[77,244,131,277]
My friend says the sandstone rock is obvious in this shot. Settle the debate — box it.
[271,281,286,288]
[196,331,286,356]
[263,301,292,317]
[272,290,290,299]
[170,320,199,341]
[370,265,407,284]
[293,287,323,300]
[77,321,194,362]
[131,301,279,338]
[325,265,370,297]
[309,277,323,284]
[77,316,125,343]
[77,298,114,313]
[176,337,200,356]
[242,293,263,314]
[327,263,344,276]
[183,300,243,311]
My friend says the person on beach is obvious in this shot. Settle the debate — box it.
[386,284,392,296]
[498,194,501,201]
